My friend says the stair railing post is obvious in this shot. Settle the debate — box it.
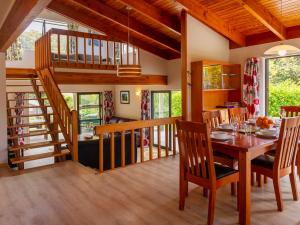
[71,110,78,161]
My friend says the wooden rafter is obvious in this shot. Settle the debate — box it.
[47,0,178,59]
[71,0,180,54]
[175,0,246,46]
[118,0,181,35]
[0,0,51,52]
[234,0,286,40]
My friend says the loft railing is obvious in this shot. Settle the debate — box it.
[37,68,78,160]
[94,117,180,173]
[35,28,140,70]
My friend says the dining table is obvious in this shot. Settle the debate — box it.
[211,132,278,225]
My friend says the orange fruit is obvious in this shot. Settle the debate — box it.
[268,119,273,124]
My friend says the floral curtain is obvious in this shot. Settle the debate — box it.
[14,93,25,145]
[104,91,114,124]
[243,57,259,117]
[141,90,151,146]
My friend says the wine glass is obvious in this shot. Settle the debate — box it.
[230,117,238,136]
[280,109,286,118]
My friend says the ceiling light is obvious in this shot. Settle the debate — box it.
[264,44,300,57]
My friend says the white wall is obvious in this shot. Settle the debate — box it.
[0,53,7,164]
[186,14,230,119]
[229,38,300,115]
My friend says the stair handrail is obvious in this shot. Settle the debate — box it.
[37,68,78,161]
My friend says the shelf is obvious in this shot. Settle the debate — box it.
[203,88,238,92]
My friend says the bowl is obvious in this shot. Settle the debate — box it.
[260,128,277,136]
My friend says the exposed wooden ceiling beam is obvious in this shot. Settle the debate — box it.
[48,0,178,59]
[53,72,168,85]
[71,0,180,54]
[233,0,286,40]
[175,0,246,46]
[118,0,181,36]
[0,0,51,52]
[230,25,300,48]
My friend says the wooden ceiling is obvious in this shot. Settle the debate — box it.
[2,0,300,58]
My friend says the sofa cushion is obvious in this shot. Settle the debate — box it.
[252,155,274,169]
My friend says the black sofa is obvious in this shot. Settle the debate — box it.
[108,116,137,124]
[78,132,137,170]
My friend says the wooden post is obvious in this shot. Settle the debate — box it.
[181,10,188,120]
[172,123,176,155]
[158,125,161,158]
[121,131,125,167]
[149,126,153,160]
[110,132,115,169]
[67,33,69,64]
[58,34,61,64]
[91,38,94,65]
[165,124,169,157]
[84,37,86,64]
[131,129,135,164]
[76,36,78,64]
[99,133,104,172]
[72,110,78,161]
[140,128,144,162]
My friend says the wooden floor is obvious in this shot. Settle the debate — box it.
[0,157,300,225]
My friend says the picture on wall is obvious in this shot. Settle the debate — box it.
[120,91,130,104]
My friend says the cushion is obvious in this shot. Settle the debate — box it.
[252,155,274,169]
[190,162,238,180]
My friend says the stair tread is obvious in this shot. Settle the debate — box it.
[8,113,53,118]
[9,140,66,151]
[7,105,51,109]
[10,149,70,164]
[8,130,61,140]
[7,121,49,129]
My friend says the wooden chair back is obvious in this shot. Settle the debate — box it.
[281,106,300,117]
[275,117,300,170]
[202,110,222,132]
[176,120,216,182]
[228,107,249,123]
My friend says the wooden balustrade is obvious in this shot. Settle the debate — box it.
[35,28,140,70]
[95,117,180,173]
[37,68,78,161]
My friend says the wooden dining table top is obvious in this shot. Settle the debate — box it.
[211,133,278,153]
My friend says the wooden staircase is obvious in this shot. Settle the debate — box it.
[6,75,71,170]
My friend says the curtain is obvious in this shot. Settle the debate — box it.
[141,90,151,146]
[104,91,114,124]
[243,57,259,117]
[14,93,25,145]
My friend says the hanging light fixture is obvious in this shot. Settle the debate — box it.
[117,7,141,77]
[264,0,300,57]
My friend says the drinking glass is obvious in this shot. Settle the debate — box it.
[230,117,238,136]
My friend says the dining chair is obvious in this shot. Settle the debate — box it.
[202,110,238,195]
[176,120,239,225]
[228,107,249,123]
[251,116,300,211]
[281,106,300,179]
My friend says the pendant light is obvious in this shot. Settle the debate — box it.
[117,7,141,77]
[264,0,300,57]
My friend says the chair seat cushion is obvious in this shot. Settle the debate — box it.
[252,155,274,169]
[214,163,238,179]
[190,163,238,180]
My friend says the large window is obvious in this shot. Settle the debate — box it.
[266,56,300,116]
[77,93,103,134]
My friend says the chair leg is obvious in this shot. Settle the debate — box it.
[273,177,283,211]
[289,172,299,201]
[264,176,268,184]
[251,172,255,186]
[203,188,208,198]
[207,189,216,225]
[297,151,300,180]
[237,182,240,211]
[257,173,262,187]
[179,177,187,210]
[185,179,189,197]
[231,183,236,196]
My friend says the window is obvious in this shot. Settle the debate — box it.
[63,93,76,110]
[151,90,181,149]
[77,93,103,134]
[265,56,300,116]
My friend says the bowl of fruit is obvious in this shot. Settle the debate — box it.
[256,116,274,129]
